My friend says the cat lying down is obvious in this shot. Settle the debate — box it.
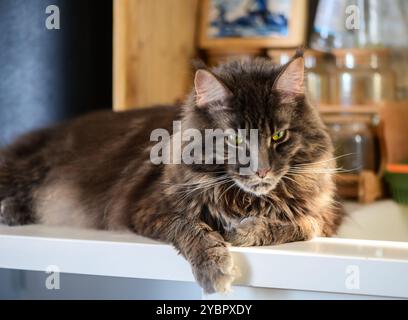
[0,51,344,293]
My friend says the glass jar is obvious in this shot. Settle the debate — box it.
[310,0,355,51]
[391,49,408,101]
[267,49,330,105]
[326,116,378,172]
[329,48,396,106]
[310,0,407,51]
[304,50,331,105]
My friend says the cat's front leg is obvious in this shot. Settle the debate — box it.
[136,215,238,294]
[177,220,239,294]
[223,216,315,247]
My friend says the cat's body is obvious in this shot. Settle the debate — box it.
[0,55,345,293]
[0,107,179,228]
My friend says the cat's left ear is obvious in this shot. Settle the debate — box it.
[273,56,305,95]
[194,69,231,107]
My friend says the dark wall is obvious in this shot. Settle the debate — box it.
[0,0,112,145]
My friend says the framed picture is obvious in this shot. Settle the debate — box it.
[199,0,307,49]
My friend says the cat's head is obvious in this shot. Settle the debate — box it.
[183,53,332,196]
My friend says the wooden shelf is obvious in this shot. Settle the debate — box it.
[335,172,383,203]
[1,220,408,299]
[318,105,380,114]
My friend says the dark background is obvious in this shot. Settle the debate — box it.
[0,0,318,146]
[0,0,112,145]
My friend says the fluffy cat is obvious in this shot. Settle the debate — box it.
[0,52,344,293]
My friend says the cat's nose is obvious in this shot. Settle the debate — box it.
[256,168,271,179]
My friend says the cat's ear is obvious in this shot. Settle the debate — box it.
[194,70,231,107]
[273,56,305,95]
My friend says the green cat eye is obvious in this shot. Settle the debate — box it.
[227,134,244,146]
[272,130,286,142]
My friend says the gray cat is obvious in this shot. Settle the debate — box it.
[0,52,344,293]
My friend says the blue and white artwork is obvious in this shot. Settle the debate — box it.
[208,0,291,38]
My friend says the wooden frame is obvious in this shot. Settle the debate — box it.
[113,0,199,111]
[113,0,128,111]
[199,0,308,49]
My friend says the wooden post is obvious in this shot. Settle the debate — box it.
[113,0,199,111]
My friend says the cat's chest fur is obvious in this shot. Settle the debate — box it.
[198,187,289,232]
[187,174,335,239]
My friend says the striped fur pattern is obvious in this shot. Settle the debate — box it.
[0,56,345,293]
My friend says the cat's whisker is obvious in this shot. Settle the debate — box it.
[176,182,230,205]
[171,183,226,201]
[174,177,234,202]
[162,179,218,187]
[281,175,302,186]
[173,180,230,198]
[291,153,356,168]
[217,180,237,202]
[163,175,229,188]
[288,167,360,174]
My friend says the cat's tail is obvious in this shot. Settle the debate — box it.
[0,129,52,226]
[0,152,42,226]
[0,152,19,225]
[0,151,13,200]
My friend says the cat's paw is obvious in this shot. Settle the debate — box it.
[223,217,263,246]
[191,246,238,294]
[238,217,258,230]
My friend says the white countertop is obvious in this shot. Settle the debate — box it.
[1,200,408,298]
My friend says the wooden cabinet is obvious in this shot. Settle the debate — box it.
[113,0,199,110]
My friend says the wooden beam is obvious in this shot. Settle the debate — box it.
[113,0,199,111]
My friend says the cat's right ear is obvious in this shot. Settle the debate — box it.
[194,70,231,107]
[273,55,305,95]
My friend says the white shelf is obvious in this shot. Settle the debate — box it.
[1,201,408,299]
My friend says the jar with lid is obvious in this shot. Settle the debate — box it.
[325,115,379,173]
[329,48,396,106]
[303,50,331,105]
[391,49,408,101]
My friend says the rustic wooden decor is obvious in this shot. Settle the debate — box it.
[380,102,408,164]
[113,0,199,110]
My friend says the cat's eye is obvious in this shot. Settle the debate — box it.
[272,130,286,142]
[227,133,244,147]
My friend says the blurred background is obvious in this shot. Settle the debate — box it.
[1,0,408,300]
[1,0,408,203]
[0,0,112,145]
